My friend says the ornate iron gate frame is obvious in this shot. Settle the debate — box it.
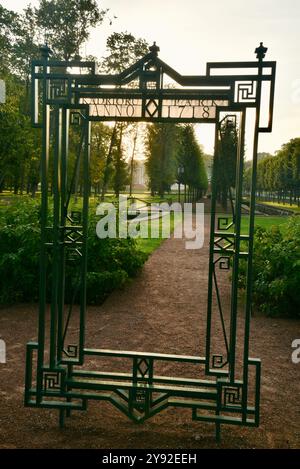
[24,42,276,440]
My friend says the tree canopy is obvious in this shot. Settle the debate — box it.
[214,118,238,209]
[244,138,300,205]
[145,123,208,199]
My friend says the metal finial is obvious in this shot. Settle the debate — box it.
[255,42,267,61]
[149,42,160,57]
[40,43,52,59]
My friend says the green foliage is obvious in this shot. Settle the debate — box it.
[0,83,40,194]
[145,123,179,196]
[0,1,110,197]
[244,139,300,205]
[145,123,208,198]
[239,217,300,317]
[0,5,19,74]
[102,32,149,73]
[177,124,208,193]
[0,200,147,304]
[36,0,107,60]
[90,122,112,194]
[0,199,41,302]
[214,119,238,209]
[99,33,149,199]
[110,125,129,197]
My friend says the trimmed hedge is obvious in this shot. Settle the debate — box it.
[239,217,300,317]
[0,199,147,304]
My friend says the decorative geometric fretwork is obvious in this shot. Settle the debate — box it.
[145,99,159,117]
[65,226,83,261]
[65,227,83,246]
[137,358,151,378]
[43,370,64,391]
[62,344,79,359]
[234,81,257,103]
[25,42,273,436]
[146,81,158,90]
[214,256,230,270]
[214,235,234,253]
[130,357,153,414]
[66,248,82,262]
[69,211,82,225]
[135,386,147,407]
[217,217,234,231]
[49,79,69,101]
[70,111,82,126]
[221,384,243,409]
[212,354,228,369]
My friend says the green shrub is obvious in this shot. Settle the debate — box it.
[239,217,300,317]
[0,199,147,304]
[86,271,128,305]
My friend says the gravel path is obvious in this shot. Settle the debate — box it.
[0,214,299,448]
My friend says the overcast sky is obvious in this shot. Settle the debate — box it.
[2,0,300,156]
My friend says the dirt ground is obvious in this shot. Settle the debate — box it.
[0,214,299,449]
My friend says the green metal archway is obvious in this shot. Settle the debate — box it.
[24,42,276,441]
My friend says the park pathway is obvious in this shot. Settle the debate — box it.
[0,213,299,448]
[85,213,214,358]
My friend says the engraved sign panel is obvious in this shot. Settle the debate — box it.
[81,97,229,121]
[161,99,229,119]
[84,98,142,118]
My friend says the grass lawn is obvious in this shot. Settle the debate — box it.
[0,192,291,256]
[242,214,290,233]
[133,214,291,256]
[98,192,179,205]
[135,212,181,255]
[211,214,289,236]
[0,191,181,258]
[136,236,163,256]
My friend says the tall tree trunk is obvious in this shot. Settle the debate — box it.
[114,125,124,199]
[129,127,138,197]
[101,123,117,201]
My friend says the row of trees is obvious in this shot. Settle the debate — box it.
[0,1,209,201]
[244,139,300,206]
[145,123,208,200]
[0,1,149,198]
[0,0,107,195]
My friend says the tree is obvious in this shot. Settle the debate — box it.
[0,5,19,75]
[35,0,108,60]
[0,1,112,197]
[214,118,238,209]
[176,124,208,201]
[244,139,300,206]
[11,7,41,81]
[101,32,148,73]
[129,127,138,196]
[145,123,179,197]
[0,79,39,195]
[100,32,149,199]
[90,122,112,195]
[112,125,129,198]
